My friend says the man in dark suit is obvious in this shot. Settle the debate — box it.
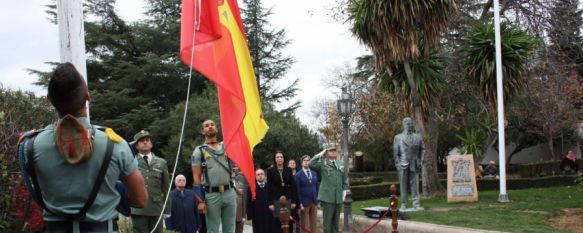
[166,174,201,233]
[246,169,275,233]
[294,155,319,233]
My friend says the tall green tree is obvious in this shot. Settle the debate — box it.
[241,0,299,110]
[347,0,456,196]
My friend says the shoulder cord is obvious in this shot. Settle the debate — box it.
[199,146,233,188]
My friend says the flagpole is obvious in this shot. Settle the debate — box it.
[57,0,89,121]
[493,0,509,202]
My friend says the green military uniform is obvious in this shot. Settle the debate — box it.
[309,147,347,233]
[192,142,237,233]
[131,131,171,233]
[28,117,137,233]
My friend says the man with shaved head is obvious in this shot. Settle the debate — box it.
[166,174,202,233]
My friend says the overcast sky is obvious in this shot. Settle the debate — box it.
[0,0,367,126]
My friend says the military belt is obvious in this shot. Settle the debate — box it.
[45,219,118,233]
[205,184,232,193]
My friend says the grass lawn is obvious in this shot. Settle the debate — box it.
[352,185,583,233]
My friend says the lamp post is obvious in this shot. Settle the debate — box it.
[337,86,353,232]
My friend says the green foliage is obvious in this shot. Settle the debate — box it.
[455,119,494,159]
[347,0,457,64]
[0,86,55,231]
[517,160,583,177]
[378,52,446,110]
[253,105,320,168]
[154,88,220,184]
[352,176,578,202]
[25,0,319,189]
[459,21,538,113]
[32,0,208,138]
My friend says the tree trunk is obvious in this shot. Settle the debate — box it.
[548,135,555,159]
[403,62,444,197]
[422,117,445,197]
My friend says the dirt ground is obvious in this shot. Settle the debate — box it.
[549,208,583,233]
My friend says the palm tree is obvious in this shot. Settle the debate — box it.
[347,0,456,196]
[458,21,538,165]
[459,21,538,114]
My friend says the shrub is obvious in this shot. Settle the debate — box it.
[351,176,578,200]
[518,160,562,177]
[0,86,54,231]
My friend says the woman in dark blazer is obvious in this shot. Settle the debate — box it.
[266,150,298,233]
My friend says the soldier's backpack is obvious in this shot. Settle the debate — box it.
[17,124,130,220]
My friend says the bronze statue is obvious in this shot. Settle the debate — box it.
[393,117,425,210]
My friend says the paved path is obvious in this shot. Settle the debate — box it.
[238,210,506,233]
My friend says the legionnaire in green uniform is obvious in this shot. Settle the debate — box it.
[22,62,148,233]
[309,144,347,233]
[192,119,237,233]
[130,130,172,233]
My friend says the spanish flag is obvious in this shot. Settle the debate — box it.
[180,0,269,198]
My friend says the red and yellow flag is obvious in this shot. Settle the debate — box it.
[180,0,269,198]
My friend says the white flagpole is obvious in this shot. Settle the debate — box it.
[57,0,89,121]
[493,0,509,202]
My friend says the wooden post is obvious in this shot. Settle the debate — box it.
[389,184,399,233]
[57,0,89,119]
[278,195,290,233]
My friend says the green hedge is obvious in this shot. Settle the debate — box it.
[349,171,446,183]
[476,175,578,190]
[351,176,579,200]
[518,160,583,177]
[351,182,397,200]
[351,177,384,186]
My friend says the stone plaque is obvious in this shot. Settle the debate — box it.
[447,154,478,202]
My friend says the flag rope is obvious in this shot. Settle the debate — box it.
[151,1,199,232]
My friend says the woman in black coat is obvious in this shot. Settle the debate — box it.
[266,150,298,233]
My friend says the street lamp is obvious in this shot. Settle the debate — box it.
[337,86,353,232]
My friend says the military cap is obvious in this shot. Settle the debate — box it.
[133,130,151,142]
[323,143,336,152]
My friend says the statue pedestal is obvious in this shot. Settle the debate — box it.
[399,207,424,212]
